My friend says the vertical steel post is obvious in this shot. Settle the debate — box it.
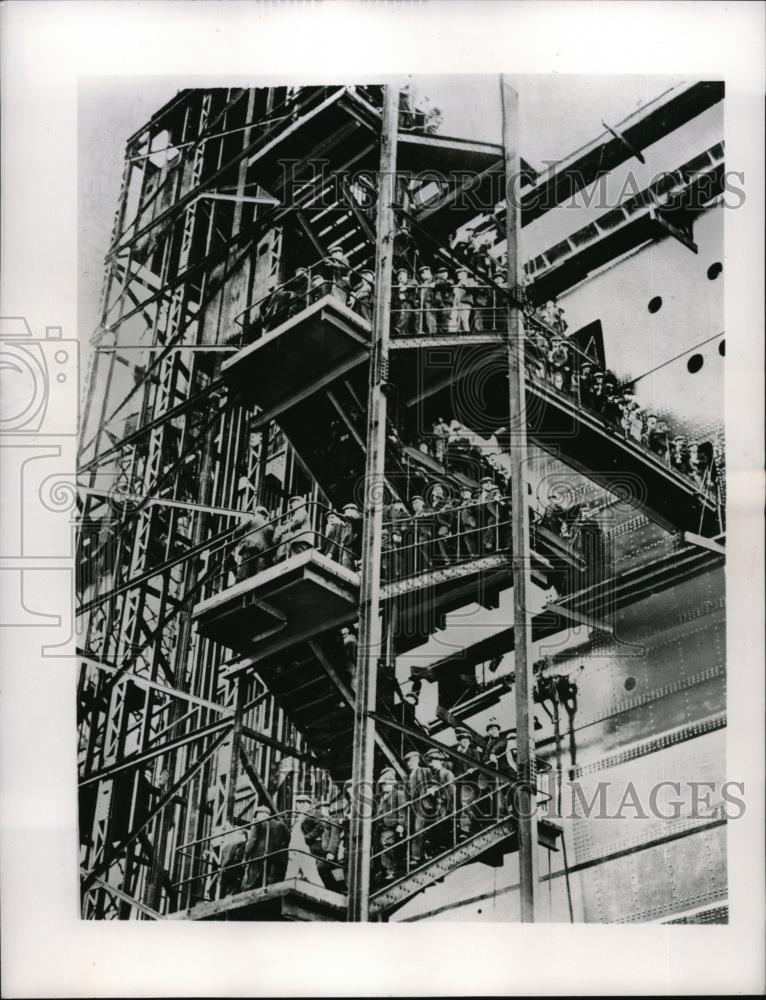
[346,84,398,922]
[501,76,539,922]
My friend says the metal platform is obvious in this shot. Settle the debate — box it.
[192,549,359,657]
[169,877,347,922]
[222,296,371,419]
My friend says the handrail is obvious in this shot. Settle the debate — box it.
[199,498,362,600]
[231,253,373,340]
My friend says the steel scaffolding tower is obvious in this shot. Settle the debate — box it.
[78,81,725,922]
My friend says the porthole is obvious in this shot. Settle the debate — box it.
[707,262,723,280]
[648,296,662,313]
[719,339,725,357]
[687,353,704,374]
[624,676,637,692]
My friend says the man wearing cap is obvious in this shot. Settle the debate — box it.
[432,417,451,464]
[278,496,315,561]
[590,369,606,415]
[425,747,457,852]
[320,508,345,564]
[670,435,692,476]
[282,266,310,319]
[477,718,506,818]
[219,829,248,897]
[451,267,474,333]
[432,265,454,334]
[429,482,456,565]
[242,805,290,890]
[478,476,500,553]
[453,729,480,837]
[393,268,415,336]
[234,506,275,582]
[350,269,375,322]
[416,265,437,335]
[374,768,408,882]
[454,485,480,559]
[408,494,434,574]
[404,750,434,865]
[321,246,351,304]
[338,502,363,570]
[578,362,595,410]
[548,334,572,393]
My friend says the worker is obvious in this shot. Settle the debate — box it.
[451,267,473,333]
[416,265,437,335]
[284,793,324,886]
[287,266,311,316]
[398,85,416,131]
[260,282,294,333]
[322,246,352,303]
[219,829,248,897]
[627,399,645,443]
[234,506,274,581]
[339,502,363,570]
[429,482,456,565]
[424,747,457,852]
[409,495,434,573]
[527,325,550,381]
[540,300,558,329]
[478,476,500,552]
[548,334,572,393]
[670,435,692,476]
[374,767,408,883]
[350,268,375,322]
[432,265,454,334]
[393,267,416,336]
[445,420,473,477]
[477,717,506,817]
[552,303,568,336]
[403,750,433,865]
[453,728,480,837]
[278,496,315,559]
[321,508,346,563]
[242,805,290,890]
[590,369,606,415]
[388,501,409,579]
[578,362,595,409]
[455,484,480,559]
[431,416,451,464]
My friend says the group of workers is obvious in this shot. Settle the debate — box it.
[215,716,519,897]
[231,479,514,589]
[233,496,324,582]
[378,480,511,580]
[241,240,713,488]
[524,325,717,483]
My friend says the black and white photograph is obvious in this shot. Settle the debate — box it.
[1,2,764,996]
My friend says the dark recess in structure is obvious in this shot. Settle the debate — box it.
[624,676,637,692]
[648,296,663,313]
[687,353,704,374]
[718,339,725,357]
[707,262,723,280]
